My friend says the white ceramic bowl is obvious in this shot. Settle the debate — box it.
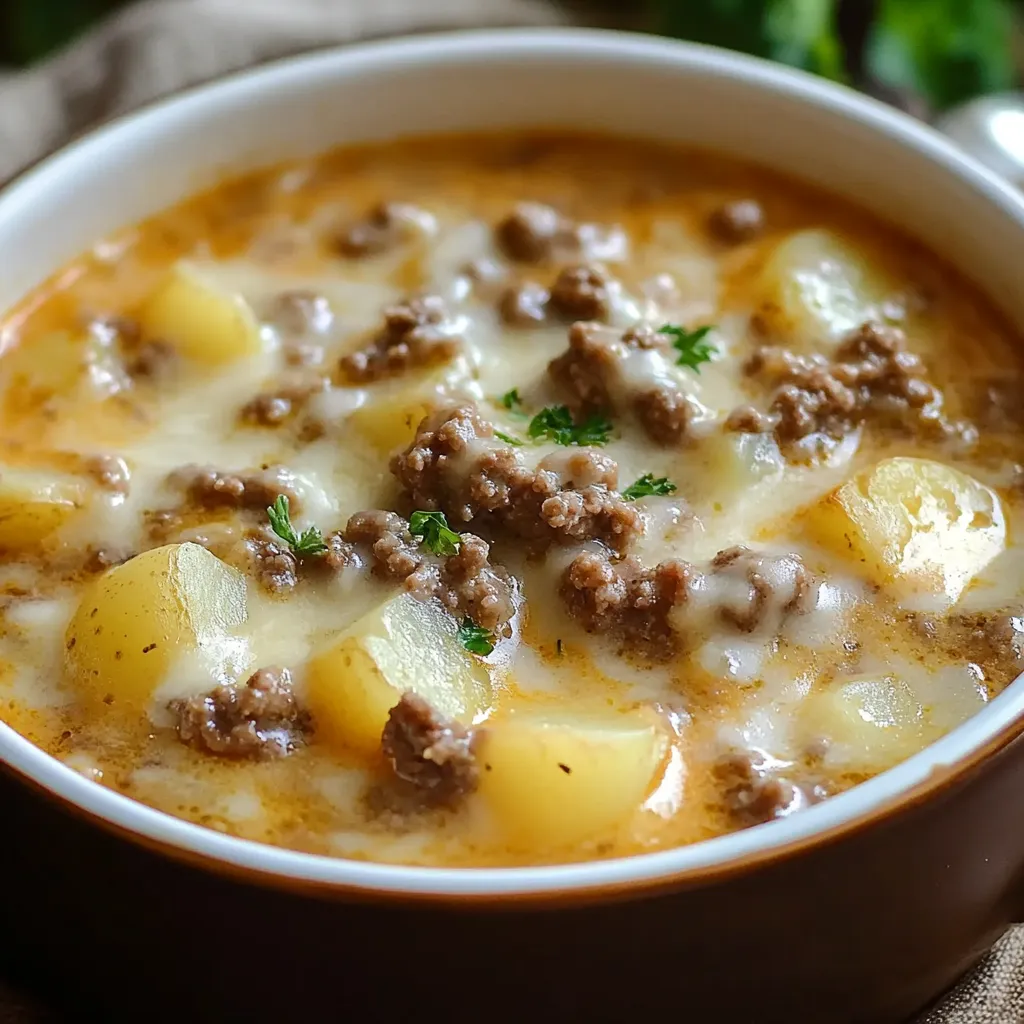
[2,28,1024,906]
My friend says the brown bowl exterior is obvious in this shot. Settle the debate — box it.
[5,719,1024,1023]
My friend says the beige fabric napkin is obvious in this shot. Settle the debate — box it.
[0,2,1020,1021]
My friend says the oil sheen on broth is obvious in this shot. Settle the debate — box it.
[0,133,1021,868]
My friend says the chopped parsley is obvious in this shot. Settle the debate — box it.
[266,495,327,557]
[528,404,613,447]
[622,474,678,501]
[500,388,523,411]
[659,323,716,372]
[458,618,495,656]
[409,510,461,556]
[494,430,524,446]
[495,388,529,422]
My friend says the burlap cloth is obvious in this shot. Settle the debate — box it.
[0,2,1021,1021]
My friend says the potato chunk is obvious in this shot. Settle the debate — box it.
[348,387,437,456]
[139,262,263,365]
[805,457,1005,606]
[803,675,925,771]
[0,330,128,411]
[703,430,784,501]
[476,706,666,847]
[65,543,248,711]
[757,230,892,348]
[306,593,493,756]
[0,465,85,550]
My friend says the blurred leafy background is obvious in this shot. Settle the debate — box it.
[1,0,1021,116]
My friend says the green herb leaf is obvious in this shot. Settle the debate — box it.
[458,618,495,656]
[652,0,844,80]
[867,0,1014,111]
[500,388,523,411]
[622,474,678,501]
[528,405,613,447]
[528,404,574,445]
[659,323,716,373]
[409,510,461,556]
[495,388,529,421]
[494,430,524,446]
[267,494,328,557]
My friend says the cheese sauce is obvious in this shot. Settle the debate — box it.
[0,132,1021,867]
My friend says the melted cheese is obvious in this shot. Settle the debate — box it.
[0,132,1022,868]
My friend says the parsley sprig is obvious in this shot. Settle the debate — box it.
[659,323,716,372]
[528,405,612,447]
[409,510,461,556]
[500,388,524,412]
[458,618,495,656]
[267,495,327,557]
[494,430,524,446]
[622,474,678,501]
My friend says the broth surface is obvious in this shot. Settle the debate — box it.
[1,132,1022,866]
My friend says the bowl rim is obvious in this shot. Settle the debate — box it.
[3,25,1024,903]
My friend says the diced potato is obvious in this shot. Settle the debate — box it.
[1,332,88,400]
[757,229,892,348]
[803,675,925,771]
[804,457,1005,606]
[0,330,126,411]
[348,387,437,456]
[704,430,784,500]
[65,543,248,711]
[138,261,262,365]
[305,593,493,756]
[0,465,85,550]
[476,706,667,847]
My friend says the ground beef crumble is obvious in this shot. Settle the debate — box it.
[713,750,816,827]
[247,506,517,631]
[561,546,813,656]
[88,314,178,382]
[495,202,626,264]
[548,264,612,322]
[391,403,643,553]
[709,546,812,633]
[337,296,461,384]
[729,321,947,457]
[334,200,432,258]
[498,263,614,327]
[379,692,480,808]
[266,290,333,339]
[708,199,765,244]
[561,552,693,657]
[549,321,695,445]
[125,339,178,381]
[167,464,301,513]
[239,377,326,428]
[498,282,550,326]
[910,609,1024,692]
[172,666,307,759]
[82,454,131,495]
[244,532,299,595]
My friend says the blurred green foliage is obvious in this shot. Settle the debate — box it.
[1,0,1019,113]
[653,0,1019,111]
[1,0,122,65]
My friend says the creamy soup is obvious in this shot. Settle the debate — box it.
[0,133,1021,867]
